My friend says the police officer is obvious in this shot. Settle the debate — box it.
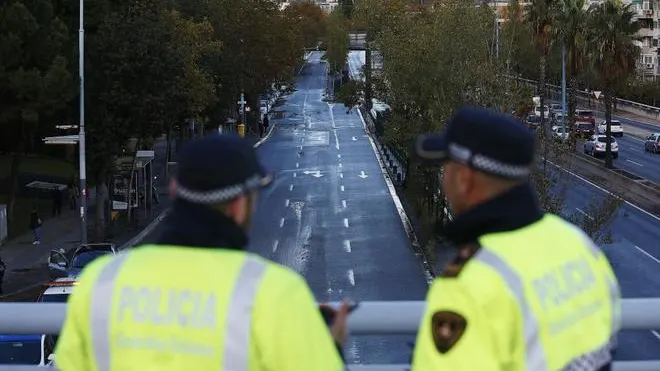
[54,134,348,370]
[411,106,621,371]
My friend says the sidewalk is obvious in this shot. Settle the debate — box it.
[0,209,81,294]
[0,138,174,297]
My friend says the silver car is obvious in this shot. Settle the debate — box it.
[583,135,619,158]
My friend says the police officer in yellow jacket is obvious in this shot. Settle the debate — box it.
[54,133,348,371]
[412,106,621,371]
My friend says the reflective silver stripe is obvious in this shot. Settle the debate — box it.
[91,252,131,371]
[89,253,267,371]
[567,223,622,337]
[473,249,549,371]
[223,256,267,371]
[560,338,614,371]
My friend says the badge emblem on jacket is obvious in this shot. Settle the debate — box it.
[431,310,467,353]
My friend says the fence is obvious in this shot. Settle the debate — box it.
[505,75,660,123]
[0,300,659,370]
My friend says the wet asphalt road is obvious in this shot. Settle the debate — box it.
[248,52,429,364]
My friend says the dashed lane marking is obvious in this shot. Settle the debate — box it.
[343,240,351,252]
[343,218,349,228]
[347,269,355,286]
[272,240,279,253]
[279,218,285,227]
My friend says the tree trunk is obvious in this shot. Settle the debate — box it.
[604,89,614,169]
[6,119,26,224]
[539,54,548,171]
[94,181,106,241]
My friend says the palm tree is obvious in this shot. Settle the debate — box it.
[553,0,588,138]
[588,0,640,168]
[526,0,559,163]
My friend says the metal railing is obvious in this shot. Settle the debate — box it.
[1,300,660,370]
[504,75,660,123]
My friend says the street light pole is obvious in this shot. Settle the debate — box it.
[78,0,88,244]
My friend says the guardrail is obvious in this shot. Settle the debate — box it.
[505,75,660,123]
[1,300,660,370]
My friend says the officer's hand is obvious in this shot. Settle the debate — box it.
[329,300,350,346]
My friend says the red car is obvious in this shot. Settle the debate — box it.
[575,109,596,124]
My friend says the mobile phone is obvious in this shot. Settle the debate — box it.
[319,301,359,325]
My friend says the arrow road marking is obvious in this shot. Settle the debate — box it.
[358,171,368,179]
[303,170,323,177]
[352,136,357,141]
[343,240,351,252]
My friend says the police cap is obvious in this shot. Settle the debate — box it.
[414,106,536,180]
[174,133,272,204]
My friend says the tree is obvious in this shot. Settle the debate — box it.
[0,0,74,223]
[325,9,349,76]
[588,0,640,168]
[553,0,589,138]
[284,2,327,49]
[339,0,354,19]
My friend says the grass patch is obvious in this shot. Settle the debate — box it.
[0,155,74,179]
[0,195,53,239]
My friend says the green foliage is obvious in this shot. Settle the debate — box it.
[284,2,327,49]
[335,80,361,109]
[340,0,354,19]
[326,10,350,74]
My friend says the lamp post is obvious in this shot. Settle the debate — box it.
[78,0,88,244]
[561,2,567,137]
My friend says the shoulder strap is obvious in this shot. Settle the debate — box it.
[441,242,481,277]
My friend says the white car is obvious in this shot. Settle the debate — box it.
[552,126,569,141]
[534,105,550,119]
[597,119,623,137]
[583,135,619,158]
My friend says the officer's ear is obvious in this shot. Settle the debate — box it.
[224,194,250,224]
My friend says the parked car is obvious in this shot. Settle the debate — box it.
[0,334,51,366]
[552,126,569,141]
[575,121,595,138]
[534,105,550,118]
[48,243,117,278]
[583,135,619,158]
[525,115,541,128]
[597,119,623,137]
[644,132,660,153]
[575,109,596,124]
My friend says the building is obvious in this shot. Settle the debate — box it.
[278,0,339,13]
[490,0,660,81]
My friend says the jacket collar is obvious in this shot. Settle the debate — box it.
[156,200,248,249]
[439,183,543,246]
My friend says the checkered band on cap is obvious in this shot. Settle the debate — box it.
[449,143,530,179]
[175,174,266,204]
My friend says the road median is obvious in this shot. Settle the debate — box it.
[562,152,660,217]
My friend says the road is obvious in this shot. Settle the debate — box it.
[142,52,430,364]
[346,50,660,361]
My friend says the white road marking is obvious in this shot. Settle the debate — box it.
[289,184,294,191]
[629,147,642,152]
[338,163,343,168]
[342,200,347,208]
[340,185,345,192]
[651,330,660,341]
[347,269,355,286]
[285,199,290,207]
[575,208,594,220]
[337,154,341,159]
[634,245,660,264]
[272,240,279,252]
[296,162,299,168]
[333,129,340,150]
[358,171,368,179]
[626,159,643,166]
[343,218,349,228]
[343,240,351,252]
[339,173,344,179]
[279,218,285,227]
[356,108,434,285]
[293,172,297,178]
[544,158,660,223]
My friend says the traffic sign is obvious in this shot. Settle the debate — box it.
[594,91,602,99]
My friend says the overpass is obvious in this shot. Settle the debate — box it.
[349,32,367,50]
[0,300,659,370]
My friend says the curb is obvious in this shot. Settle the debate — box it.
[356,107,436,285]
[253,123,277,148]
[119,208,171,250]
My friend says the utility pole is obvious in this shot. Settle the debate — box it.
[240,91,247,125]
[561,1,567,137]
[78,0,87,244]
